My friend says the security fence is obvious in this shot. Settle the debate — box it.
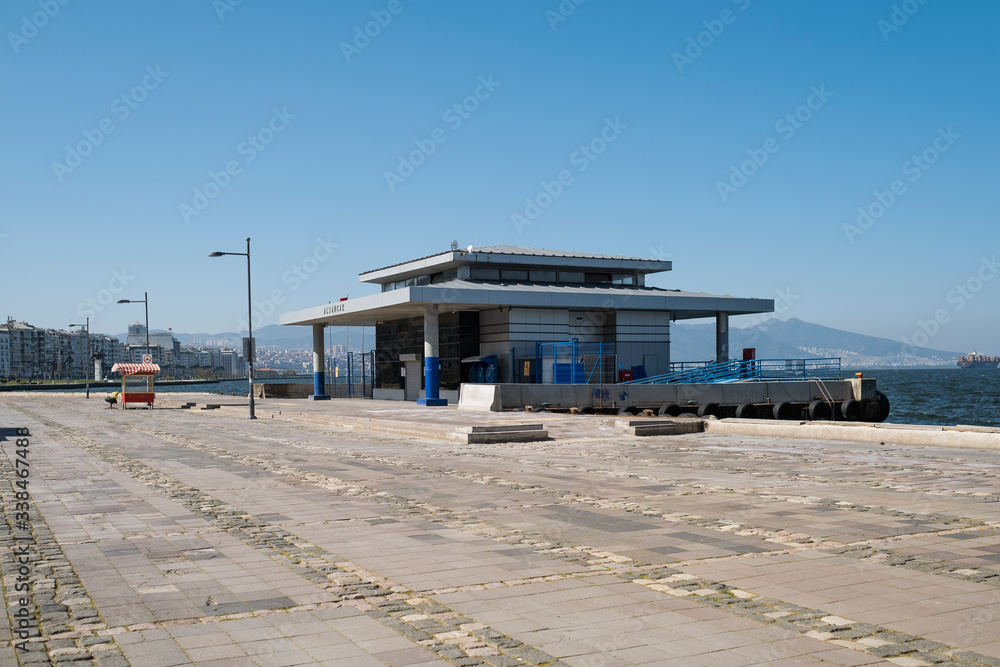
[535,340,616,385]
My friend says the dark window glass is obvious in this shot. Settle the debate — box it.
[500,269,528,281]
[558,271,584,283]
[585,273,611,284]
[432,269,457,283]
[471,267,500,281]
[529,270,557,282]
[375,312,480,391]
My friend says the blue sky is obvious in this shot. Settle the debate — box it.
[1,0,997,353]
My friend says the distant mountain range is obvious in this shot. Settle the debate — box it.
[119,318,965,368]
[669,318,960,368]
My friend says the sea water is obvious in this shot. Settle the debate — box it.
[856,367,1000,427]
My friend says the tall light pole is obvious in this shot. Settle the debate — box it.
[68,317,90,398]
[117,292,150,358]
[209,237,256,420]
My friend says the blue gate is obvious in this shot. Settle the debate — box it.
[535,340,616,384]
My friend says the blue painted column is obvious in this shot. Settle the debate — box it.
[309,323,330,400]
[417,303,447,406]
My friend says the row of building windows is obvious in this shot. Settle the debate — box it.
[382,269,458,292]
[381,268,638,292]
[468,268,638,286]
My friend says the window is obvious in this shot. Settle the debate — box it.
[470,267,500,281]
[529,270,556,282]
[431,269,457,284]
[585,273,611,284]
[382,278,412,292]
[500,269,528,281]
[558,271,584,284]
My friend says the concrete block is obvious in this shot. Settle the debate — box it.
[461,429,549,444]
[461,380,859,413]
[614,419,704,436]
[458,384,502,412]
[468,424,543,433]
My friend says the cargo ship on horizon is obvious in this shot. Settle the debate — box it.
[956,352,1000,369]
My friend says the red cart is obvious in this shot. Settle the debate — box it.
[110,362,160,409]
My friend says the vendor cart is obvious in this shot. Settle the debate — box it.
[110,360,160,409]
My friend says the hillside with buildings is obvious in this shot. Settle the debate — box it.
[0,319,249,381]
[0,320,357,381]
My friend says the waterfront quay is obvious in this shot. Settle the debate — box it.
[3,395,1000,666]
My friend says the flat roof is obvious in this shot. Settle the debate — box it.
[359,245,672,285]
[280,280,773,328]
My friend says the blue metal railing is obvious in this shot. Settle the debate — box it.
[622,358,841,384]
[536,340,616,385]
[668,360,713,373]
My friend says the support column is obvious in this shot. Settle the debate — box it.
[418,304,447,406]
[716,312,729,363]
[309,324,330,400]
[663,312,671,370]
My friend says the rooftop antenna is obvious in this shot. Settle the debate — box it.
[466,244,473,253]
[450,240,459,251]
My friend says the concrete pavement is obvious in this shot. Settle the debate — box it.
[2,393,1000,666]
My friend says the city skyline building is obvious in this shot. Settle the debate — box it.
[0,319,249,381]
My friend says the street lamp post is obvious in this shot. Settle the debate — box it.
[209,237,256,420]
[68,317,90,398]
[117,292,150,358]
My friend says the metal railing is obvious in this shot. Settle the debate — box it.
[668,360,713,373]
[536,340,616,385]
[623,358,841,384]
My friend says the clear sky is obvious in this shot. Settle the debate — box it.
[1,1,996,353]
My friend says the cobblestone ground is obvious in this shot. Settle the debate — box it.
[2,394,1000,667]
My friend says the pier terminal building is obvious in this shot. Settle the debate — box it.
[279,246,774,404]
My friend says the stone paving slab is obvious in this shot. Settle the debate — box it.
[4,394,1000,665]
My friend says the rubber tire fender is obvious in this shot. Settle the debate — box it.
[840,399,862,421]
[808,400,831,421]
[874,391,891,422]
[773,401,795,420]
[618,405,639,415]
[577,405,595,415]
[735,403,757,419]
[697,403,721,418]
[657,403,681,417]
